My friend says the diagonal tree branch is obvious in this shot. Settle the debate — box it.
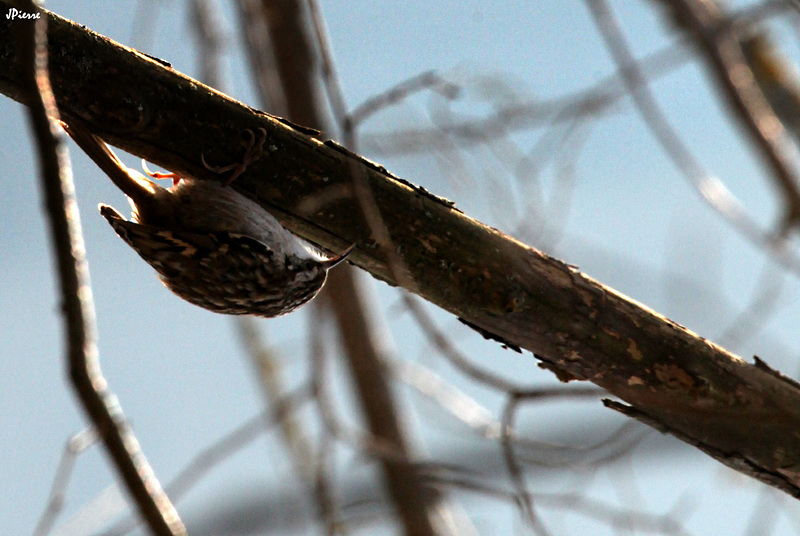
[4,3,800,499]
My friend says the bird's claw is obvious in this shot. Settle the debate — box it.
[141,160,183,187]
[202,128,267,186]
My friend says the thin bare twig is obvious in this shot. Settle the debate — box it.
[511,115,594,248]
[393,359,644,468]
[424,473,692,535]
[656,0,800,231]
[533,492,692,535]
[166,390,312,501]
[233,0,288,114]
[717,260,786,349]
[307,0,348,138]
[100,387,312,536]
[412,302,534,392]
[307,305,349,536]
[189,0,227,90]
[15,3,184,535]
[31,428,98,536]
[308,315,412,465]
[314,426,347,536]
[346,70,460,148]
[500,394,552,536]
[236,318,317,480]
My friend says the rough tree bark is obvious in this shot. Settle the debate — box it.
[3,4,800,498]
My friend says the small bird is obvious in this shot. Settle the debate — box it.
[62,122,353,317]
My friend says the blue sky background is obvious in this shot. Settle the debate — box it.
[3,1,800,534]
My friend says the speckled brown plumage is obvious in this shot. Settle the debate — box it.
[63,122,352,317]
